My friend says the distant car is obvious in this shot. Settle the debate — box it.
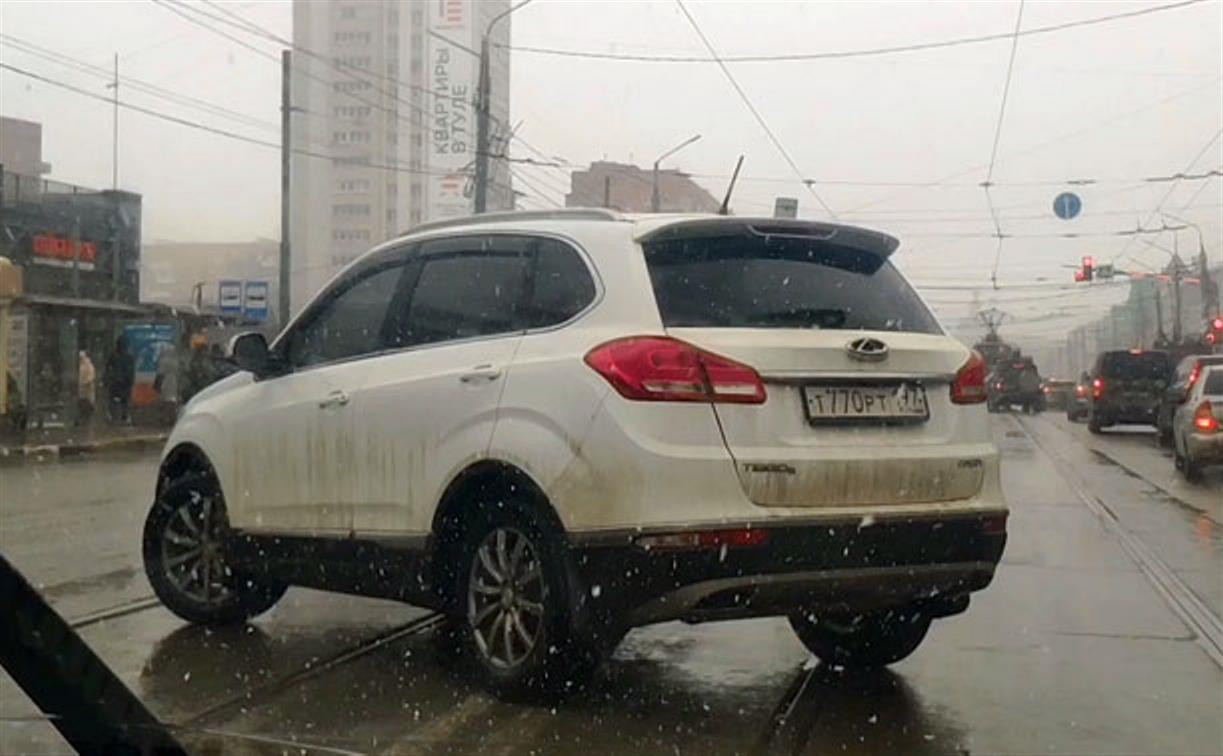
[141,211,1008,698]
[1041,379,1075,412]
[1067,374,1092,422]
[1172,366,1223,480]
[1088,349,1171,433]
[1157,355,1223,444]
[987,358,1043,413]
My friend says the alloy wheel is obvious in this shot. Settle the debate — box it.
[159,490,233,606]
[467,527,546,669]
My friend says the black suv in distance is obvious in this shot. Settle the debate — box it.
[1088,349,1172,433]
[1157,354,1223,444]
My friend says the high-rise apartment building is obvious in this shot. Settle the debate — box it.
[290,0,512,313]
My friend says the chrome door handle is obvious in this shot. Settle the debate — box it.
[318,389,350,408]
[459,364,502,384]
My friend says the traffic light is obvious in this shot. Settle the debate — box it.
[1075,256,1095,282]
[1206,316,1223,346]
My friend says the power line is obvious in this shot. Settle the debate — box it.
[1111,127,1223,266]
[509,168,563,208]
[0,33,277,134]
[986,0,1026,289]
[674,0,836,219]
[499,0,1208,63]
[841,75,1221,215]
[0,62,450,179]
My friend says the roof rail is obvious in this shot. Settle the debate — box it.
[400,208,622,237]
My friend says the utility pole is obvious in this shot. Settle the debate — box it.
[1154,285,1165,342]
[603,175,611,208]
[1171,252,1183,345]
[473,34,492,214]
[651,134,701,213]
[279,50,291,328]
[108,53,118,189]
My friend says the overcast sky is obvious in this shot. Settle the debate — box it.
[1,0,1220,342]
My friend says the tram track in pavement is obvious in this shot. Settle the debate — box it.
[1014,414,1223,668]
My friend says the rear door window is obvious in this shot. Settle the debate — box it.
[642,235,940,333]
[400,236,530,347]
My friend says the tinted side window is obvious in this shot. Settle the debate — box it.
[524,239,596,328]
[402,241,528,346]
[286,263,406,367]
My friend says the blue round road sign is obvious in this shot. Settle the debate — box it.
[1053,192,1081,220]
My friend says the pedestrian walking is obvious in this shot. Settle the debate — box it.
[77,350,96,426]
[104,337,134,424]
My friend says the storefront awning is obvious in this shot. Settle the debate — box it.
[18,293,151,315]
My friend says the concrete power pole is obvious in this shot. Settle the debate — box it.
[473,36,492,214]
[279,50,292,328]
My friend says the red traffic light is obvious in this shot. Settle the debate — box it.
[1074,270,1087,282]
[1083,256,1095,268]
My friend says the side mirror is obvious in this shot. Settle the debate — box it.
[228,332,273,378]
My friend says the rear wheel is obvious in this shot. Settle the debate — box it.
[143,473,286,626]
[788,607,931,668]
[1088,413,1105,434]
[456,504,601,699]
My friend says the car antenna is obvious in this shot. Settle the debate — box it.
[718,155,744,216]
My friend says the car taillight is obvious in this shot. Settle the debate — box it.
[1194,401,1219,433]
[635,528,770,551]
[584,336,766,404]
[1092,378,1105,399]
[951,350,988,404]
[1076,385,1088,398]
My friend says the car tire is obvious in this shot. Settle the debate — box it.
[456,503,600,700]
[143,472,287,626]
[1088,413,1105,434]
[788,607,932,668]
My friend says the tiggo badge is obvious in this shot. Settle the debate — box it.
[846,337,889,362]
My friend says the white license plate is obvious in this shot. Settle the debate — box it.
[803,383,929,422]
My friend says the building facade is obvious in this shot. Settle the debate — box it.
[290,0,512,314]
[565,161,720,213]
[1,166,144,431]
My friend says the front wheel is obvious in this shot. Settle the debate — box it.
[143,473,286,626]
[789,607,931,668]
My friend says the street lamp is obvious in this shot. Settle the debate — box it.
[652,134,702,213]
[474,0,534,213]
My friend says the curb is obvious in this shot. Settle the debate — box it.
[0,434,167,462]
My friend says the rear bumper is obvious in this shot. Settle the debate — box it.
[1092,401,1158,424]
[1185,432,1223,463]
[567,512,1006,629]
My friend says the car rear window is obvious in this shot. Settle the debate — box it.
[1204,370,1223,395]
[642,235,941,333]
[1099,351,1170,380]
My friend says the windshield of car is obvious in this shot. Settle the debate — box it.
[643,236,941,333]
[2,2,1222,755]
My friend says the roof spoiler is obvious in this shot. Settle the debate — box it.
[635,217,900,258]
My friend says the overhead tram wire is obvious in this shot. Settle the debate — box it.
[186,0,582,200]
[984,0,1025,290]
[498,0,1207,63]
[509,168,564,208]
[1111,128,1223,267]
[0,63,450,179]
[0,33,277,134]
[674,0,836,219]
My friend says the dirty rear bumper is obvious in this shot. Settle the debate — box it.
[566,512,1007,629]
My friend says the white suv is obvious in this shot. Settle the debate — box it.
[143,210,1007,697]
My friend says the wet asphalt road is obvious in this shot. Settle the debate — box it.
[2,414,1221,755]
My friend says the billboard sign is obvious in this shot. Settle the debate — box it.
[123,323,177,408]
[244,281,269,321]
[426,0,474,221]
[218,280,242,315]
[32,234,97,270]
